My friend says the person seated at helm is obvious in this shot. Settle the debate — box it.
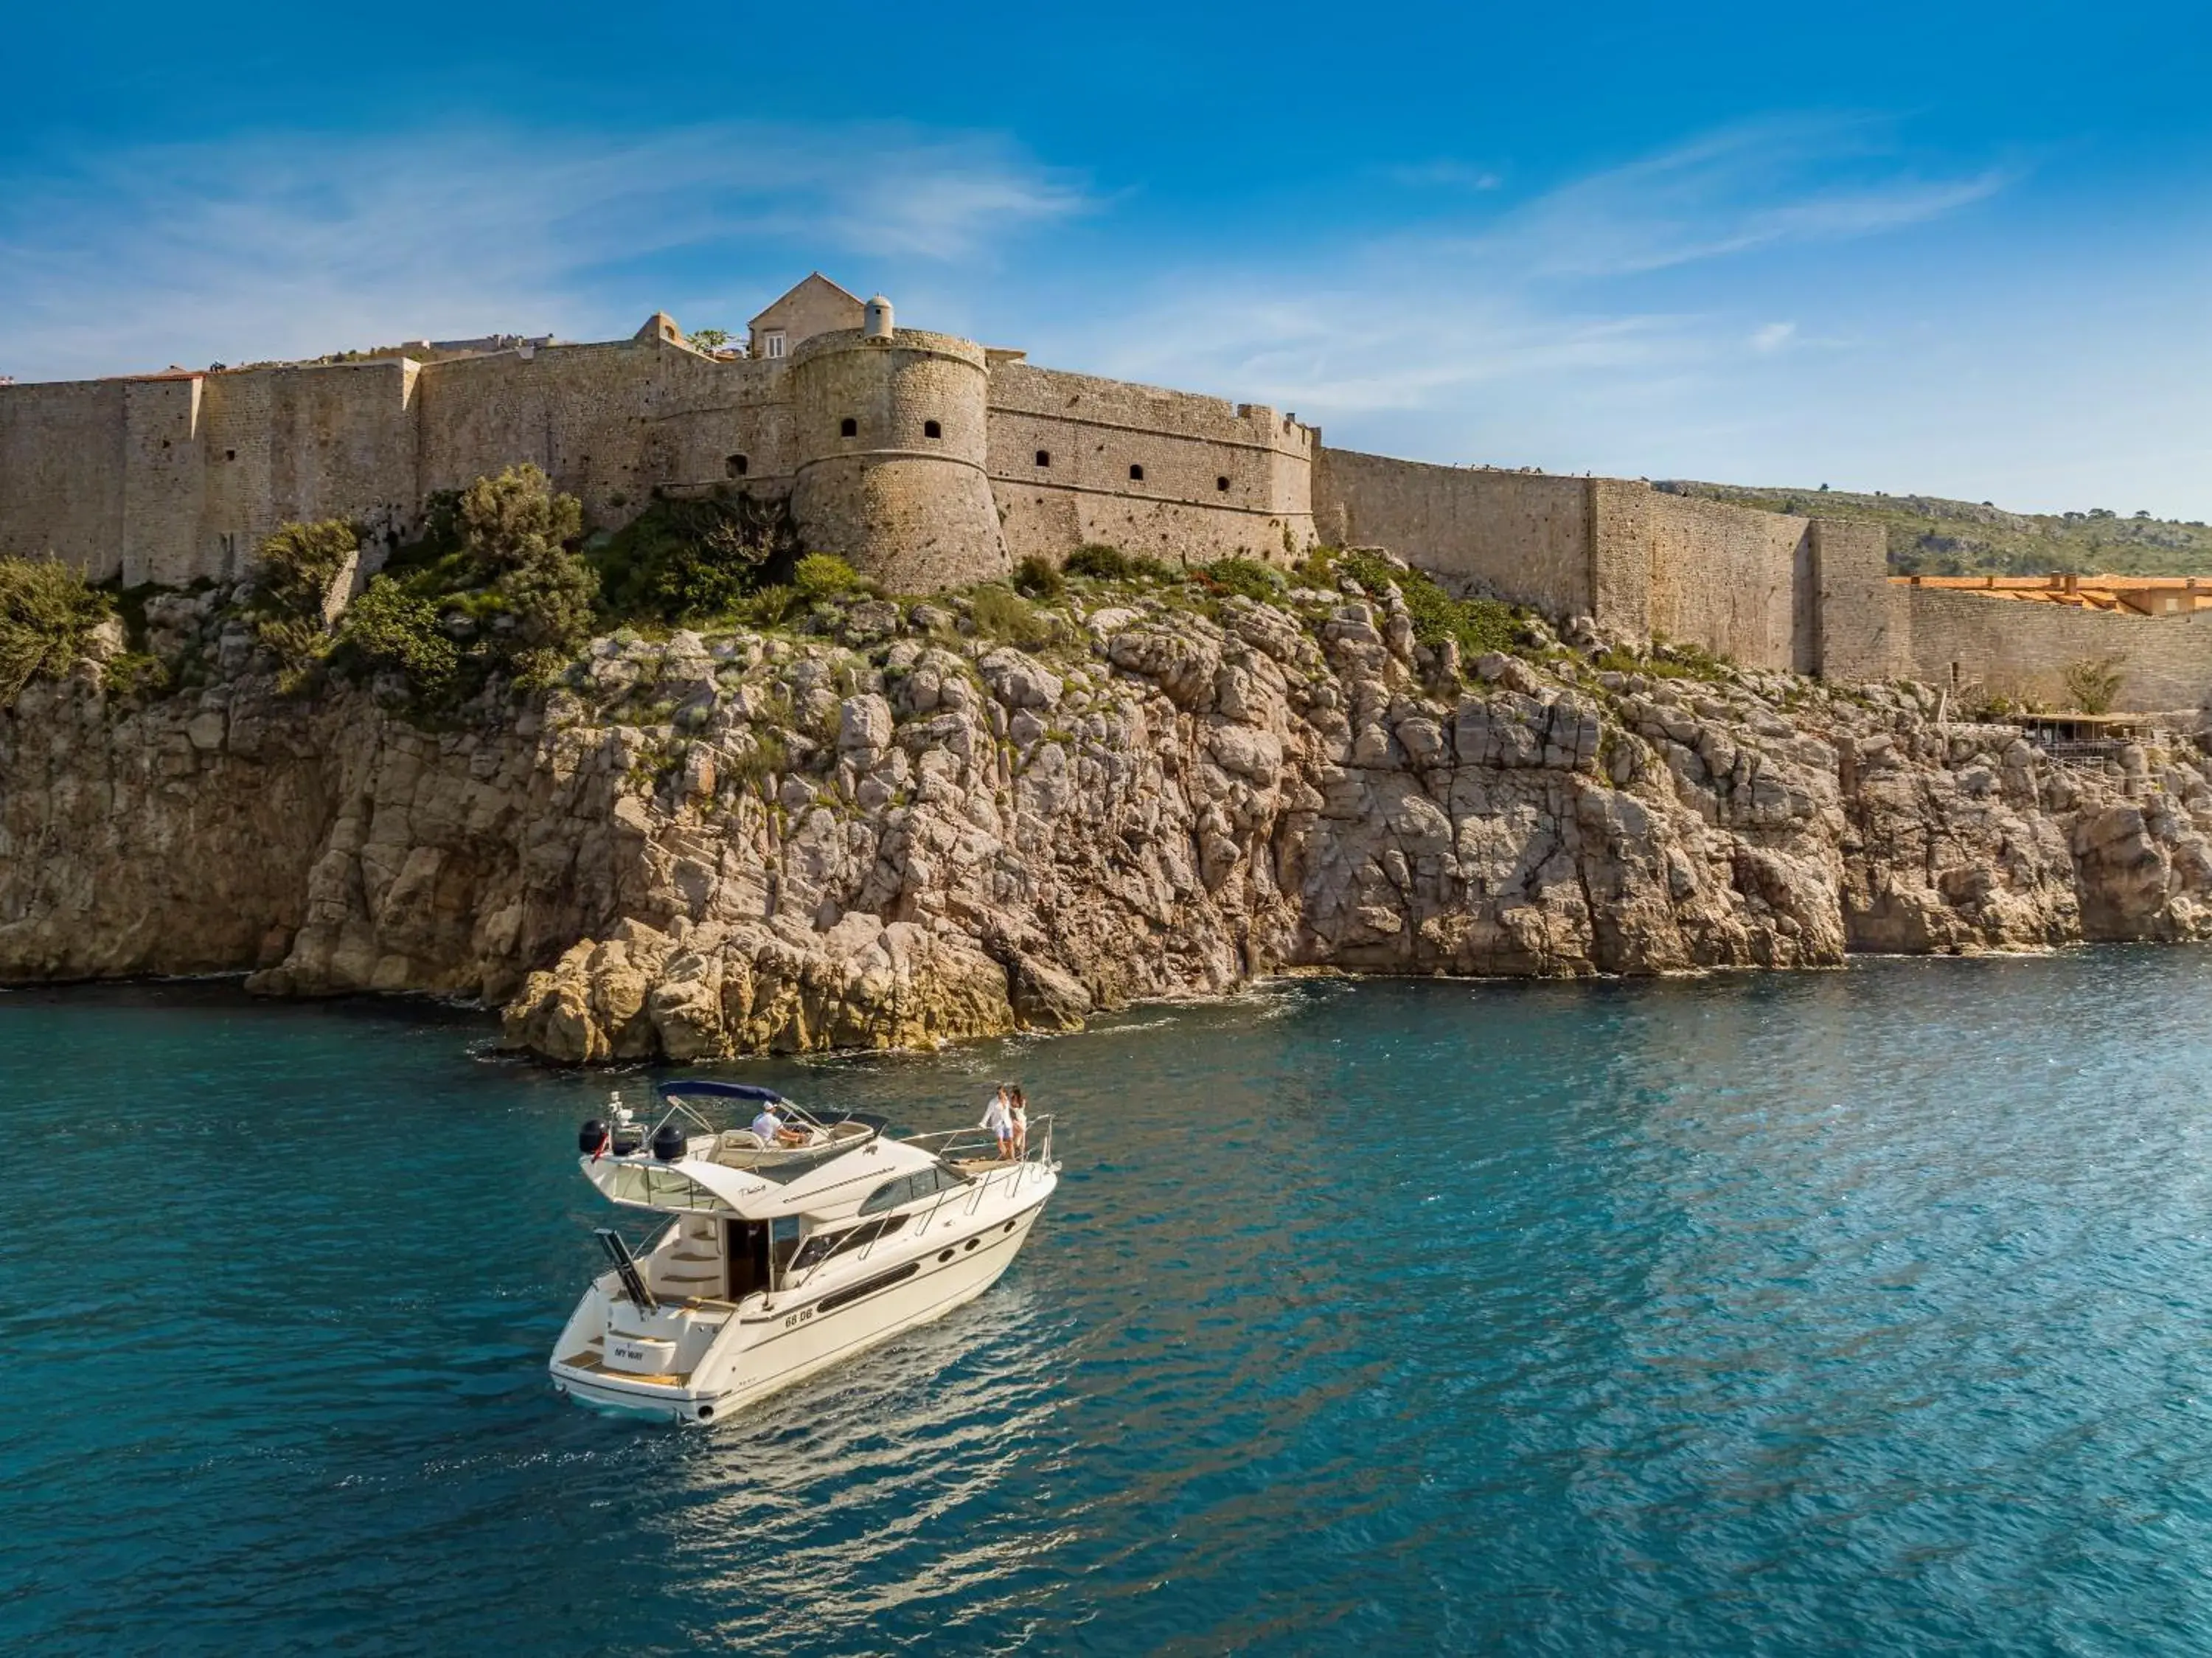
[751,1103,811,1148]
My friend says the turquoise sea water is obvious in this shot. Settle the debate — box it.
[6,954,2212,1654]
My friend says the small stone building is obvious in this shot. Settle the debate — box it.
[747,274,865,363]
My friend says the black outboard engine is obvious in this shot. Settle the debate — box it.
[578,1118,609,1156]
[652,1122,689,1163]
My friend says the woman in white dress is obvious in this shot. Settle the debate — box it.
[1007,1086,1029,1159]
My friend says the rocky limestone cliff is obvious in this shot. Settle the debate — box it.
[8,571,2212,1062]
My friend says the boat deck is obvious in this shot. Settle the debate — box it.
[554,1347,689,1388]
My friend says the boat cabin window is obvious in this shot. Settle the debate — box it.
[790,1212,908,1272]
[858,1163,968,1218]
[770,1215,802,1277]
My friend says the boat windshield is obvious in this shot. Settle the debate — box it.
[595,1162,734,1214]
[735,1142,855,1184]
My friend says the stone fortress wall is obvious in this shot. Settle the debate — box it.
[0,294,1317,593]
[3,274,2208,710]
[1312,451,1896,683]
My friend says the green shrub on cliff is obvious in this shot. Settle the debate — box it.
[0,556,112,703]
[247,519,358,691]
[335,577,461,697]
[1064,544,1175,583]
[1065,544,1130,580]
[1197,558,1283,602]
[457,467,597,679]
[1011,555,1065,600]
[968,583,1052,647]
[589,490,800,623]
[1338,550,1517,664]
[793,553,864,603]
[330,465,597,704]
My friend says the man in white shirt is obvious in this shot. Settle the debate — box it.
[751,1106,809,1148]
[979,1086,1014,1159]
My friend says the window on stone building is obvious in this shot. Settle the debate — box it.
[1129,463,1144,482]
[726,454,748,477]
[840,417,858,438]
[1034,449,1051,468]
[1216,476,1229,492]
[763,332,786,360]
[924,420,942,439]
[226,449,237,462]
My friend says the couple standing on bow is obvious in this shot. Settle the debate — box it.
[980,1084,1029,1161]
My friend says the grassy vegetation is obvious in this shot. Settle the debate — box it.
[1591,637,1733,684]
[1660,479,2212,578]
[1192,558,1284,603]
[967,583,1053,648]
[0,557,112,703]
[1327,549,1521,659]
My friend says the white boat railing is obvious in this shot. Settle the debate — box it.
[782,1115,1057,1293]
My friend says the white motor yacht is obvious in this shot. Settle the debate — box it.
[549,1081,1059,1422]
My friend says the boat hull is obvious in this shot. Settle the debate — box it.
[551,1184,1051,1423]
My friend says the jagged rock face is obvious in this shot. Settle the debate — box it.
[8,593,2212,1064]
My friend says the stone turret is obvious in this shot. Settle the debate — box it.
[787,310,1009,592]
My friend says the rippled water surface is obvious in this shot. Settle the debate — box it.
[7,954,2212,1653]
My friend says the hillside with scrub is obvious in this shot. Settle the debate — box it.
[1657,480,2212,578]
[12,464,2212,1064]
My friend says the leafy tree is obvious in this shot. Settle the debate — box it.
[247,518,358,689]
[336,577,459,697]
[690,327,732,352]
[456,464,585,573]
[589,490,799,623]
[0,555,111,703]
[453,465,597,680]
[2062,655,2126,715]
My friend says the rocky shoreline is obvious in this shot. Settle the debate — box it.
[7,565,2212,1063]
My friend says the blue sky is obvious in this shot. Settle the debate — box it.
[4,1,2209,516]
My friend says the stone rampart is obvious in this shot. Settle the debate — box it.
[1312,450,1593,617]
[987,362,1315,566]
[1905,587,2212,711]
[9,295,2211,704]
[1809,521,1907,682]
[0,379,127,578]
[1597,485,1806,670]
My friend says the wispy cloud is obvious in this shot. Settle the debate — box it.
[0,122,1088,380]
[1489,117,2013,279]
[1035,114,2013,446]
[1385,160,1504,191]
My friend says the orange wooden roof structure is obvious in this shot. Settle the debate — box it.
[1893,574,2212,616]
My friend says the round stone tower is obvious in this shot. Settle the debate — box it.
[788,314,1009,593]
